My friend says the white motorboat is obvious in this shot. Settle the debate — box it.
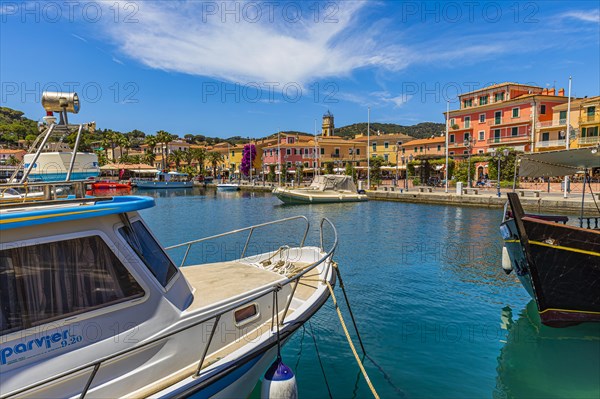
[217,182,240,191]
[0,91,340,398]
[135,171,193,189]
[273,175,368,204]
[0,180,338,398]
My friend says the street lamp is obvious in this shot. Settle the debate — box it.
[465,137,472,188]
[407,154,414,191]
[395,144,399,187]
[490,148,510,197]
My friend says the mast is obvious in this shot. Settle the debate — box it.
[564,76,572,198]
[445,101,449,193]
[367,107,371,188]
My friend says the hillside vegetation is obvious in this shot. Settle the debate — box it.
[335,122,446,139]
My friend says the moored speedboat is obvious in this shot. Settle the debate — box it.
[217,182,240,191]
[91,180,131,190]
[135,171,193,189]
[273,175,368,204]
[500,148,600,326]
[0,181,338,398]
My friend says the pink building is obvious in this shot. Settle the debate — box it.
[446,83,571,155]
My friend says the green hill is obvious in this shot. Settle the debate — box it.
[0,107,39,145]
[335,122,446,139]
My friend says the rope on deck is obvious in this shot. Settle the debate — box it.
[325,279,380,399]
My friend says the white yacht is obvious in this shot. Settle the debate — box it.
[273,175,368,204]
[0,91,339,398]
[0,180,337,398]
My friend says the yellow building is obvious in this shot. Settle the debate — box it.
[534,95,600,151]
[354,132,415,164]
[577,96,600,147]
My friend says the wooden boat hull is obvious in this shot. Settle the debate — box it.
[501,193,600,326]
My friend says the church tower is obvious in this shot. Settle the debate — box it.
[322,110,334,137]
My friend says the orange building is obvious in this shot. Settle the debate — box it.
[445,83,572,155]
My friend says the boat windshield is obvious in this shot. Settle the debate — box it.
[119,220,178,287]
[0,236,144,335]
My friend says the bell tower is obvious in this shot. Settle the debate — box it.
[322,110,334,137]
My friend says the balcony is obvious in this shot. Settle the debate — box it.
[578,136,600,145]
[580,114,600,124]
[537,139,566,148]
[487,133,530,144]
[536,119,567,129]
[489,116,530,126]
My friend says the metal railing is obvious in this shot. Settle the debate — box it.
[537,139,566,148]
[536,119,567,128]
[578,136,600,145]
[3,216,338,399]
[165,215,311,266]
[0,180,88,203]
[487,134,530,144]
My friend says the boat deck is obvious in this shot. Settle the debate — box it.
[181,261,285,311]
[181,260,321,311]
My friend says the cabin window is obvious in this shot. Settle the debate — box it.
[119,221,178,287]
[234,304,258,326]
[0,236,144,335]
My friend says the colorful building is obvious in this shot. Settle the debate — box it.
[535,95,600,151]
[445,83,571,154]
[354,132,414,164]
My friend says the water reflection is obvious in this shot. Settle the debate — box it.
[495,301,600,399]
[132,187,203,198]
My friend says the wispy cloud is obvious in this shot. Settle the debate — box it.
[97,1,407,85]
[71,33,88,43]
[560,10,600,23]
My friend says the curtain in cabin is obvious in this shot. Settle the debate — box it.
[0,236,144,335]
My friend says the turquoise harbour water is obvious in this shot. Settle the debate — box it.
[137,188,600,399]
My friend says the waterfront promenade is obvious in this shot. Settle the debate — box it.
[205,180,600,214]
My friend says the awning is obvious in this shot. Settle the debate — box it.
[518,147,600,178]
[130,169,159,174]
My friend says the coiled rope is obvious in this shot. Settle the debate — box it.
[325,278,380,399]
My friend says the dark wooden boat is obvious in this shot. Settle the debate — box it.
[501,193,600,326]
[500,147,600,327]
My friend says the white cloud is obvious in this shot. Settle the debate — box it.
[97,0,408,85]
[561,10,600,23]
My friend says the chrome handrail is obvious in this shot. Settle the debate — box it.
[165,215,311,267]
[3,217,338,399]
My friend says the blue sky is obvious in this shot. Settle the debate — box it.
[1,1,599,138]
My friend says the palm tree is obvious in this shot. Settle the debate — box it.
[117,134,130,158]
[206,151,223,177]
[144,135,158,154]
[190,147,206,174]
[156,130,176,171]
[142,150,156,167]
[168,149,185,169]
[6,155,19,166]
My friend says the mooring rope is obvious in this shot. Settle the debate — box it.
[325,279,380,399]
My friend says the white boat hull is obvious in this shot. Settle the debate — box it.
[217,184,240,191]
[273,188,368,204]
[23,152,99,181]
[135,181,193,189]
